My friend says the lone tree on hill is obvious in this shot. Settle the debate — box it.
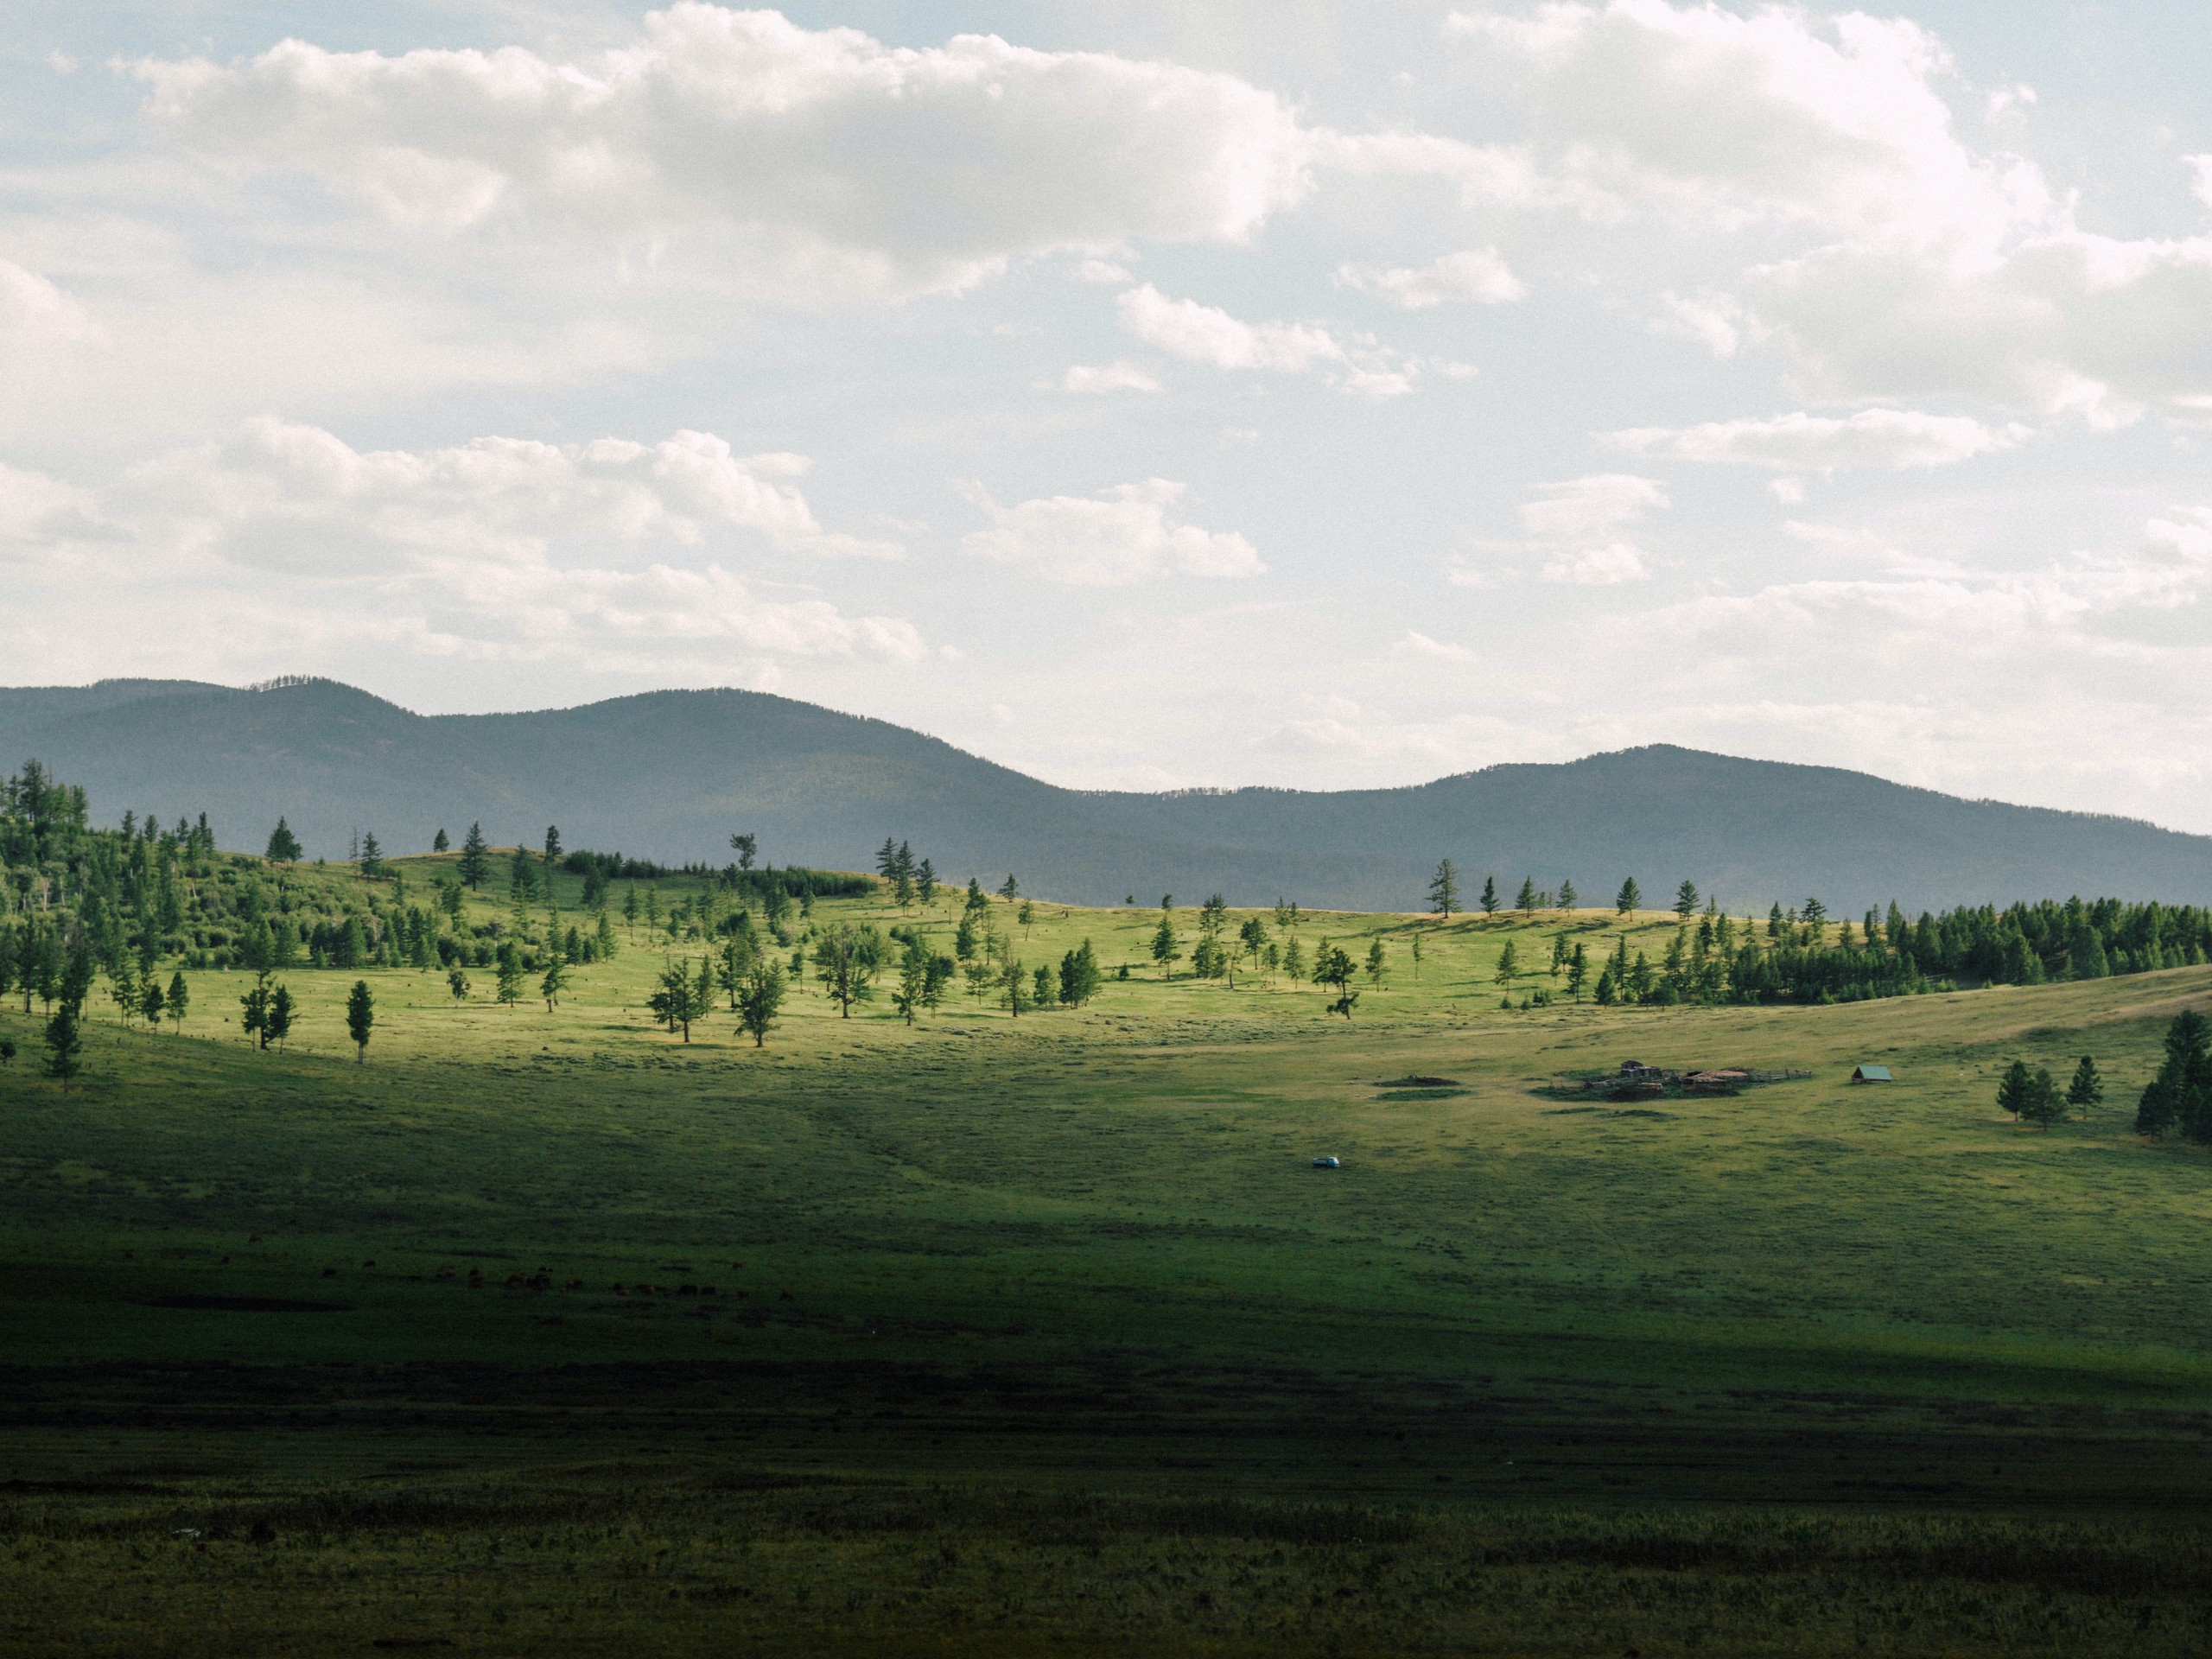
[359,830,384,880]
[433,828,450,852]
[997,874,1020,904]
[2067,1056,2104,1109]
[1150,908,1182,977]
[1479,874,1499,916]
[1428,860,1460,918]
[730,832,758,870]
[458,822,490,889]
[43,1004,82,1090]
[1312,944,1358,1019]
[1675,880,1699,921]
[1617,878,1642,915]
[543,825,562,867]
[264,818,302,864]
[1557,878,1577,911]
[346,980,373,1063]
[266,985,295,1050]
[166,970,188,1034]
[1516,875,1539,917]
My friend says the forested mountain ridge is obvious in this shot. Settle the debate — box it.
[3,677,2209,912]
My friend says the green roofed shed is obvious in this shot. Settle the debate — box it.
[1851,1065,1893,1084]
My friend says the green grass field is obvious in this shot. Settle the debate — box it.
[5,854,2212,1655]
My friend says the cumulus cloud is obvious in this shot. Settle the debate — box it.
[1607,409,2029,472]
[1337,248,1527,308]
[0,261,109,350]
[958,477,1262,585]
[1114,284,1433,397]
[1449,0,2212,422]
[1060,360,1161,393]
[131,5,1314,303]
[7,419,921,667]
[1512,473,1667,585]
[118,418,900,567]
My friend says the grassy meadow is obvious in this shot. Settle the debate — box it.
[5,849,2212,1656]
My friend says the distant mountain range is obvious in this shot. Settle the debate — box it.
[4,677,2209,913]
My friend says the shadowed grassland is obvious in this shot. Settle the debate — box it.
[3,861,2211,1653]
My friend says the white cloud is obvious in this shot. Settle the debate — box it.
[4,419,922,671]
[1074,257,1135,283]
[1519,472,1667,539]
[958,477,1262,586]
[1060,360,1161,394]
[1543,541,1649,585]
[1514,473,1666,585]
[1116,284,1345,374]
[2185,156,2212,211]
[1607,408,2029,472]
[0,260,110,351]
[1338,248,1527,308]
[118,418,899,568]
[1114,283,1429,397]
[1392,629,1475,661]
[131,7,1315,304]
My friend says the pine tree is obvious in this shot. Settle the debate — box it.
[42,1004,81,1090]
[346,980,373,1063]
[448,968,471,1004]
[1059,940,1103,1007]
[458,823,489,889]
[1675,880,1698,921]
[434,828,450,853]
[1479,874,1499,916]
[540,955,570,1012]
[1567,942,1588,998]
[495,944,524,1009]
[267,985,295,1050]
[1365,939,1387,986]
[1516,876,1538,916]
[166,970,188,1033]
[737,961,785,1047]
[1428,859,1459,918]
[1557,878,1578,911]
[916,858,937,905]
[730,832,758,871]
[2066,1056,2103,1109]
[1495,939,1518,986]
[2022,1065,2064,1129]
[264,818,302,863]
[2137,1010,2212,1139]
[1996,1059,2033,1120]
[1617,878,1642,916]
[1150,912,1182,977]
[998,874,1020,904]
[892,940,930,1026]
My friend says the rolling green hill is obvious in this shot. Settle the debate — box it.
[3,675,2208,911]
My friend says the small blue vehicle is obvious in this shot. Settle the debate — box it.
[1311,1155,1341,1169]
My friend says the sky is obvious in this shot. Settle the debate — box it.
[3,2,2210,829]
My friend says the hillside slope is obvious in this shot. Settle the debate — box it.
[3,677,2208,912]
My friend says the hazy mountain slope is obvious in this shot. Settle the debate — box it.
[3,678,2208,912]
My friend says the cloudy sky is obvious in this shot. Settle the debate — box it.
[4,2,2211,828]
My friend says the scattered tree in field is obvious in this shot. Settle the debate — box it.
[1675,880,1699,921]
[1032,963,1058,1008]
[240,976,270,1048]
[543,825,562,868]
[1479,874,1499,916]
[1997,1060,2037,1120]
[2067,1056,2104,1109]
[494,944,525,1009]
[346,980,374,1062]
[1312,944,1358,1019]
[1364,938,1387,987]
[892,940,930,1026]
[2018,1065,2064,1128]
[1151,907,1182,978]
[916,858,937,905]
[1495,939,1519,987]
[434,828,450,853]
[359,831,385,880]
[267,985,295,1050]
[737,960,785,1047]
[264,818,302,864]
[1410,931,1424,979]
[813,922,875,1018]
[997,874,1020,904]
[166,971,189,1033]
[1018,899,1035,936]
[1557,878,1578,911]
[730,832,758,871]
[1281,936,1306,984]
[1802,898,1827,942]
[1512,875,1535,917]
[2137,1010,2212,1138]
[540,954,570,1012]
[647,958,700,1040]
[43,1005,81,1090]
[1428,860,1459,918]
[457,822,490,889]
[1567,943,1589,998]
[1001,957,1029,1016]
[448,968,470,1004]
[1059,940,1103,1007]
[1617,878,1642,915]
[139,975,164,1028]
